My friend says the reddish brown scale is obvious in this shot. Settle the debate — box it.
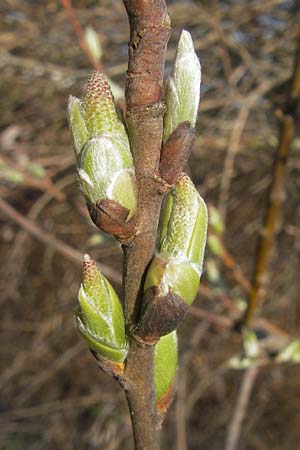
[83,255,98,284]
[88,200,136,242]
[159,122,195,185]
[85,71,114,103]
[156,381,176,414]
[136,287,188,342]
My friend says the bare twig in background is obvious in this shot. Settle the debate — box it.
[0,314,67,391]
[224,367,259,450]
[0,196,121,284]
[243,38,300,327]
[60,0,103,71]
[219,106,249,221]
[15,342,84,405]
[217,61,293,224]
[0,154,65,201]
[218,241,251,292]
[5,174,76,301]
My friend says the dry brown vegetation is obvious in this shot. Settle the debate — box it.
[1,1,300,449]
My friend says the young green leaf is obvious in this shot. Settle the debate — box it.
[147,173,208,305]
[154,331,178,404]
[164,30,201,142]
[76,254,128,363]
[67,96,89,159]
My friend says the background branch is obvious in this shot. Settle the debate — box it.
[60,0,103,71]
[224,367,259,450]
[243,38,300,327]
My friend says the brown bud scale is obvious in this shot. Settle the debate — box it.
[136,287,188,341]
[159,122,195,184]
[88,199,136,241]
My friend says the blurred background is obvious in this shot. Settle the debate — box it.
[1,0,300,449]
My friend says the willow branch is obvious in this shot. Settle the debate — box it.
[121,2,171,449]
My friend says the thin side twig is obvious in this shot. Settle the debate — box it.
[224,367,259,450]
[60,0,103,71]
[218,105,249,221]
[0,196,121,284]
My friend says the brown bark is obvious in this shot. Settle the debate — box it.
[121,1,171,449]
[124,341,161,450]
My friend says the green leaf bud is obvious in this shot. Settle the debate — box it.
[164,30,201,142]
[205,258,220,284]
[207,234,223,257]
[227,355,258,370]
[154,331,178,409]
[276,340,300,363]
[137,174,207,340]
[26,162,46,178]
[85,26,102,62]
[67,72,137,231]
[0,159,24,184]
[243,328,259,359]
[78,134,136,214]
[160,173,207,272]
[208,205,225,235]
[76,254,128,362]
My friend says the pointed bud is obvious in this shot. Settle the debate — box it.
[76,254,128,362]
[67,72,137,236]
[154,331,178,411]
[164,30,201,142]
[137,174,207,341]
[160,173,207,270]
[83,71,125,137]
